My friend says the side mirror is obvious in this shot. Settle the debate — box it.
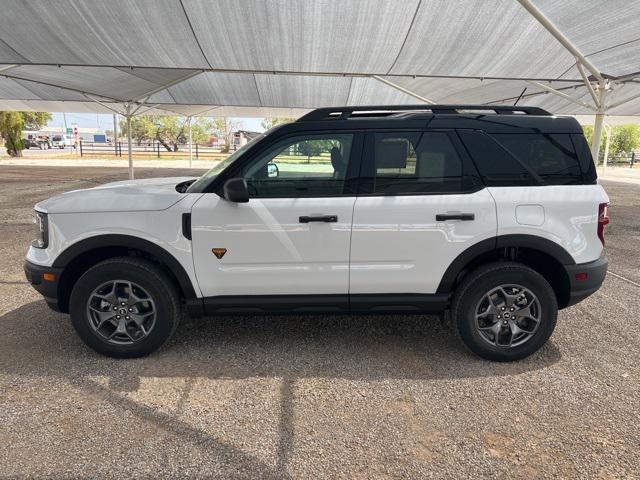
[267,163,279,178]
[222,178,249,203]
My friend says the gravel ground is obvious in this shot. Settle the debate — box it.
[0,165,638,479]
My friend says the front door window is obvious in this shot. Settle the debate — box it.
[241,134,354,198]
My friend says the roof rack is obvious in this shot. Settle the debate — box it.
[297,104,551,121]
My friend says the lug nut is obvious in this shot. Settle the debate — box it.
[128,308,133,312]
[121,302,125,306]
[125,316,130,320]
[501,306,506,311]
[510,307,515,312]
[113,306,118,310]
[497,315,502,319]
[116,315,120,319]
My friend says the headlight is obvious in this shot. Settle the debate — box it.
[32,211,48,249]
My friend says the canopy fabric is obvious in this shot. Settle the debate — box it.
[0,0,638,117]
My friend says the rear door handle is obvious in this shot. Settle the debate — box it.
[436,213,475,221]
[299,215,338,223]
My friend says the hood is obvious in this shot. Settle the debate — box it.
[36,177,198,214]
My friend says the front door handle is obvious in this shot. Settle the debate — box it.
[299,215,338,223]
[436,213,475,221]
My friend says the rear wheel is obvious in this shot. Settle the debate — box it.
[69,257,180,358]
[452,262,557,361]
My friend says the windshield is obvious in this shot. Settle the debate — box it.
[186,133,266,193]
[52,135,63,141]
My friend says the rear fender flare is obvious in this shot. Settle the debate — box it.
[437,234,575,294]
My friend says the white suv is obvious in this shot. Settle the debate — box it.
[25,105,609,361]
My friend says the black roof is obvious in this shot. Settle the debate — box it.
[292,104,583,134]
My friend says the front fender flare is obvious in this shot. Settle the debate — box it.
[53,234,197,300]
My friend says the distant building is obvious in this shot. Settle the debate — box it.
[233,130,261,148]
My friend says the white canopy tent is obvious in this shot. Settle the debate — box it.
[0,0,639,178]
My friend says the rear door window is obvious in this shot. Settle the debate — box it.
[369,131,469,194]
[457,130,536,186]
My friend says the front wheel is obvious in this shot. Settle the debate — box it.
[69,257,181,358]
[451,262,558,362]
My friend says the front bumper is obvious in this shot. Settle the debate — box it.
[24,260,63,312]
[564,256,608,307]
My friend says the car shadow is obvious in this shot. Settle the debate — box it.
[0,300,561,477]
[0,300,561,383]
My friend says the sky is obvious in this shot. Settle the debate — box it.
[47,112,265,132]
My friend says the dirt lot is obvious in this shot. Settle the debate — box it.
[0,165,638,479]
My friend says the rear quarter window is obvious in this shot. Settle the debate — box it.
[491,133,583,185]
[571,133,597,184]
[458,131,587,186]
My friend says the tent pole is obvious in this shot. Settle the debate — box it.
[517,0,603,83]
[591,86,607,165]
[188,116,193,168]
[526,81,596,111]
[125,104,134,180]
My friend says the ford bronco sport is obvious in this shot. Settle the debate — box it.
[25,105,609,361]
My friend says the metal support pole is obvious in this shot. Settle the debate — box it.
[591,112,605,166]
[125,105,134,180]
[187,116,193,168]
[590,86,608,164]
[113,113,118,155]
[527,81,596,111]
[517,0,603,83]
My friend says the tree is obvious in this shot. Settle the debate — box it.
[190,118,214,144]
[260,117,294,131]
[611,125,640,156]
[119,116,155,145]
[298,139,324,162]
[119,115,215,151]
[153,115,186,151]
[0,111,51,157]
[583,124,640,163]
[212,117,242,152]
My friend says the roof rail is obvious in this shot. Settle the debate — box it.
[297,104,551,121]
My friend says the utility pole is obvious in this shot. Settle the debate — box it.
[188,116,193,168]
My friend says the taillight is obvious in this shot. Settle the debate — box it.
[597,203,609,246]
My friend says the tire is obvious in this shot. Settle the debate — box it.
[69,257,181,358]
[451,262,557,362]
